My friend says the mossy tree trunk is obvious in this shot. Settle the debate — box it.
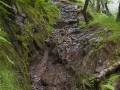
[83,0,90,24]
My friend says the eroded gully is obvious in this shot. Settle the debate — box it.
[28,1,117,90]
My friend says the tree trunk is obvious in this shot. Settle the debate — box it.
[104,0,112,16]
[96,0,100,12]
[100,0,104,12]
[83,0,90,24]
[90,0,95,14]
[116,3,120,21]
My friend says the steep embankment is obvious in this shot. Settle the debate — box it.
[0,0,59,90]
[1,0,120,90]
[29,1,120,90]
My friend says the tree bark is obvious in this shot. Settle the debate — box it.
[104,0,112,16]
[100,0,104,12]
[83,0,90,24]
[96,0,100,12]
[90,0,95,14]
[117,3,120,21]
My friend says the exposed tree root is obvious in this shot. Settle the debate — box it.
[95,61,120,82]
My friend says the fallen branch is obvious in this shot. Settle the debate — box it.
[95,61,120,82]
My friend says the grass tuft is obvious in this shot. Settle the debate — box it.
[90,13,120,43]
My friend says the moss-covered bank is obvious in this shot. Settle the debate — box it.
[0,0,60,90]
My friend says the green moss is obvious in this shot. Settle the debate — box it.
[0,61,21,90]
[90,13,120,43]
[0,29,25,90]
[0,0,60,90]
[78,21,86,28]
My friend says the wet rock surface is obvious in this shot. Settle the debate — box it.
[54,1,83,29]
[113,79,120,90]
[29,1,117,90]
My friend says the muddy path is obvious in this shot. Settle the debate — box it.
[28,1,117,90]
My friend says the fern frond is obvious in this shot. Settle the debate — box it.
[0,36,10,44]
[0,1,12,9]
[103,84,114,90]
[0,28,10,44]
[19,0,30,4]
[0,28,7,36]
[0,6,10,14]
[0,51,14,65]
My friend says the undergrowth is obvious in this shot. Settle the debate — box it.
[0,29,22,90]
[0,0,60,90]
[90,13,120,43]
[35,0,60,28]
[88,13,120,90]
[100,74,120,90]
[77,13,120,90]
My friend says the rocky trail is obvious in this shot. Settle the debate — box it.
[28,1,119,90]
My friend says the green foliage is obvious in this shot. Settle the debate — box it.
[0,29,10,44]
[0,51,14,65]
[35,0,60,27]
[68,0,77,2]
[0,36,10,44]
[90,13,120,43]
[87,13,120,90]
[0,28,22,90]
[18,0,30,4]
[0,1,12,15]
[100,74,120,90]
[108,75,119,84]
[68,0,83,4]
[0,29,14,64]
[78,21,86,28]
[0,0,60,90]
[102,84,114,90]
[0,1,12,9]
[0,28,7,36]
[0,61,21,90]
